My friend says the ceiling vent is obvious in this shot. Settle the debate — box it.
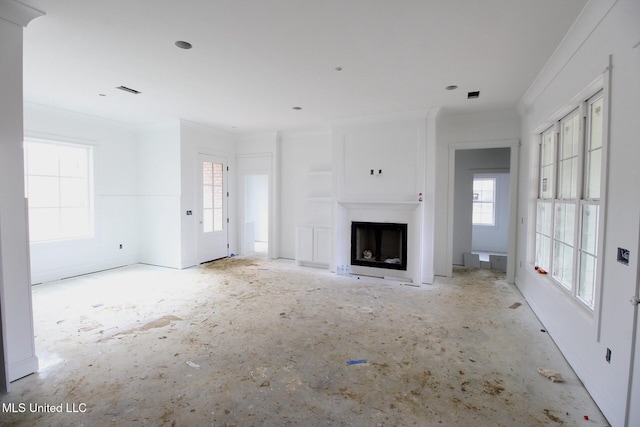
[116,85,141,95]
[467,91,480,99]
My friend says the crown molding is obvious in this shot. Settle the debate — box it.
[0,0,45,27]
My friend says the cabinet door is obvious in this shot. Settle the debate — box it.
[314,227,331,264]
[296,227,314,262]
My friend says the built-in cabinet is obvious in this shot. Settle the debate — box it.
[296,168,332,267]
[296,225,331,266]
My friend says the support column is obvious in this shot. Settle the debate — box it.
[0,1,45,391]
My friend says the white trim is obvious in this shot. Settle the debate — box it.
[0,0,44,27]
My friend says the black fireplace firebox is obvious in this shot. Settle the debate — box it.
[351,222,407,271]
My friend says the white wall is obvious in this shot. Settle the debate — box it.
[434,110,520,275]
[516,1,640,425]
[452,147,510,264]
[137,121,182,269]
[24,104,140,282]
[279,129,332,259]
[333,114,431,283]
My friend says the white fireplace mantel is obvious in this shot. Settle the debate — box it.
[338,200,421,210]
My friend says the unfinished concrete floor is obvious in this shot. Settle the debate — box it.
[1,256,607,426]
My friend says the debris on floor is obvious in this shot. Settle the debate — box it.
[538,367,565,382]
[346,359,367,365]
[509,302,522,309]
[186,361,200,369]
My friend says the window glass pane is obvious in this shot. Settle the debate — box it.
[203,162,213,185]
[586,95,603,199]
[59,145,88,177]
[26,142,59,176]
[581,204,598,256]
[203,208,213,233]
[553,202,575,289]
[558,112,580,199]
[536,233,551,271]
[203,185,213,209]
[558,157,578,199]
[472,177,495,225]
[553,241,573,290]
[589,97,603,150]
[554,202,575,244]
[586,148,601,200]
[540,129,555,199]
[540,165,553,199]
[25,140,93,242]
[60,177,87,207]
[28,176,59,207]
[561,114,580,159]
[578,252,596,308]
[536,201,552,235]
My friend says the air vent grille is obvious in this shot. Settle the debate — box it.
[116,85,141,94]
[467,91,480,99]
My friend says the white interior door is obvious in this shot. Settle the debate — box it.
[197,154,228,263]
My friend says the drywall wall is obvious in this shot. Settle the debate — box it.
[452,147,510,264]
[137,121,182,269]
[279,129,332,260]
[332,114,430,283]
[434,110,520,275]
[516,1,640,425]
[24,104,140,283]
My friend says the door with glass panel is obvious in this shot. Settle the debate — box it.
[198,154,228,263]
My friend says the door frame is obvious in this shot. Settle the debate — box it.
[446,139,519,283]
[196,153,229,264]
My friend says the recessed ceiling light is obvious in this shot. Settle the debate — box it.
[98,93,106,97]
[292,106,303,110]
[468,91,480,99]
[445,85,458,91]
[335,66,343,71]
[175,40,193,50]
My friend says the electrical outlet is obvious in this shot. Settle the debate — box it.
[606,348,612,363]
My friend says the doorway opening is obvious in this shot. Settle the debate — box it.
[243,174,269,255]
[448,142,518,283]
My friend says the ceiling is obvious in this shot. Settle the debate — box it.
[20,0,587,133]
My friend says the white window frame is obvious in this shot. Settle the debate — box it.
[472,175,497,226]
[534,88,606,311]
[24,138,95,243]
